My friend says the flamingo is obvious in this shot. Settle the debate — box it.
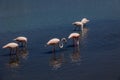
[46,38,67,53]
[3,42,19,54]
[81,18,89,24]
[68,32,80,47]
[72,18,89,31]
[14,36,27,48]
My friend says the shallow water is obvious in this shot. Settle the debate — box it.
[0,0,120,80]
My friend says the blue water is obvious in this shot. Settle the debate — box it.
[0,0,120,80]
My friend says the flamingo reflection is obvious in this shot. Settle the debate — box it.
[7,47,29,68]
[79,27,89,47]
[8,53,20,68]
[70,45,81,63]
[81,27,89,38]
[49,52,64,70]
[18,47,29,59]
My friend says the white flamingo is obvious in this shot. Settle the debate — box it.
[14,36,27,48]
[72,18,89,31]
[46,38,67,53]
[68,33,80,47]
[3,42,19,54]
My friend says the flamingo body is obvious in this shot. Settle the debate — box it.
[68,33,80,47]
[72,21,83,26]
[46,38,67,52]
[14,36,27,48]
[14,36,27,42]
[68,33,80,39]
[81,18,89,24]
[72,18,89,31]
[3,42,18,49]
[3,42,19,54]
[47,38,60,45]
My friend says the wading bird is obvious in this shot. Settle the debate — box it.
[68,33,80,47]
[14,36,27,48]
[3,42,19,54]
[46,38,67,53]
[72,18,89,31]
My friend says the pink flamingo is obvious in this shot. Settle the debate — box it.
[46,38,67,53]
[14,36,27,48]
[72,18,89,31]
[3,42,19,54]
[68,32,80,47]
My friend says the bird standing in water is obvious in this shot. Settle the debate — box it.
[46,38,67,53]
[68,32,80,47]
[3,42,19,55]
[72,18,89,31]
[14,36,27,48]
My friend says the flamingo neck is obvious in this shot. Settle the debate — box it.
[59,38,67,48]
[59,42,63,48]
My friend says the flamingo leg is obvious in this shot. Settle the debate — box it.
[15,47,19,54]
[25,42,27,50]
[52,45,55,54]
[22,42,24,47]
[73,26,76,31]
[10,48,12,55]
[10,48,14,55]
[13,48,16,54]
[74,26,80,31]
[22,42,27,50]
[24,42,27,49]
[74,38,79,47]
[76,38,79,47]
[81,24,84,32]
[52,50,56,60]
[73,39,75,47]
[75,39,77,47]
[18,42,21,47]
[73,38,77,47]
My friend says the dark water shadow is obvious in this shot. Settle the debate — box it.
[66,44,74,48]
[0,54,11,57]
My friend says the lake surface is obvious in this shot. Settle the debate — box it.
[0,0,120,80]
